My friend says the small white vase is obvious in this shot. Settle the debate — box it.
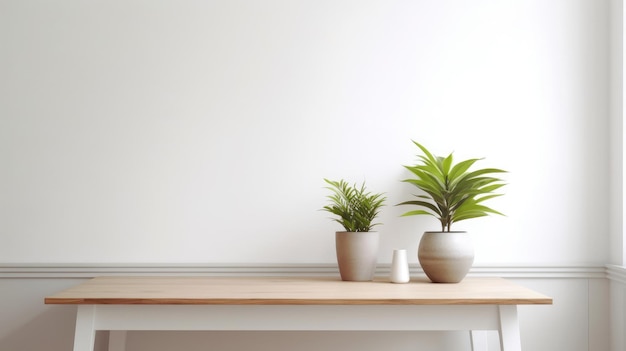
[390,249,410,283]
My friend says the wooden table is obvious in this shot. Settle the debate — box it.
[45,276,552,351]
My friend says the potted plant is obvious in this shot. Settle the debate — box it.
[322,178,386,281]
[398,141,506,283]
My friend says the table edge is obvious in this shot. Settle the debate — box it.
[44,297,554,305]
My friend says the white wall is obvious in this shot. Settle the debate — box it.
[0,0,617,351]
[611,0,624,267]
[0,0,611,265]
[609,1,626,350]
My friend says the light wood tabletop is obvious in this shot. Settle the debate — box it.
[45,276,553,306]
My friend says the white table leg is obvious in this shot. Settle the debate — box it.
[498,305,521,351]
[108,331,127,351]
[470,330,489,351]
[73,306,97,351]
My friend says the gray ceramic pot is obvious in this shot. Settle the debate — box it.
[418,231,474,283]
[335,231,379,281]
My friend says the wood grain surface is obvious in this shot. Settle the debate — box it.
[44,276,553,305]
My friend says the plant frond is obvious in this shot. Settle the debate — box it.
[322,178,386,232]
[397,141,507,231]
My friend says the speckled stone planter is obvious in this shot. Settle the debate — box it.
[418,231,474,283]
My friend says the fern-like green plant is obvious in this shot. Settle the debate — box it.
[398,141,506,232]
[322,178,386,232]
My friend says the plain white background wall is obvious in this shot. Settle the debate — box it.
[611,0,625,266]
[0,0,611,266]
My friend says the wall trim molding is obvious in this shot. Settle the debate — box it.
[607,264,626,285]
[0,263,610,279]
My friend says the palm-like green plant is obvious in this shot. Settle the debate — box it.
[398,141,506,232]
[322,179,386,232]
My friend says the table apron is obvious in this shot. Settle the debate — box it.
[82,304,505,331]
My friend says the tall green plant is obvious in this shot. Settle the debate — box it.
[398,141,506,232]
[322,179,386,232]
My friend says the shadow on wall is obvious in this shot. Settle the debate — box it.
[0,302,108,351]
[1,308,481,351]
[0,307,481,351]
[126,330,478,351]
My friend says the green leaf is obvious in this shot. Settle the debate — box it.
[441,153,453,177]
[448,158,479,181]
[400,209,435,217]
